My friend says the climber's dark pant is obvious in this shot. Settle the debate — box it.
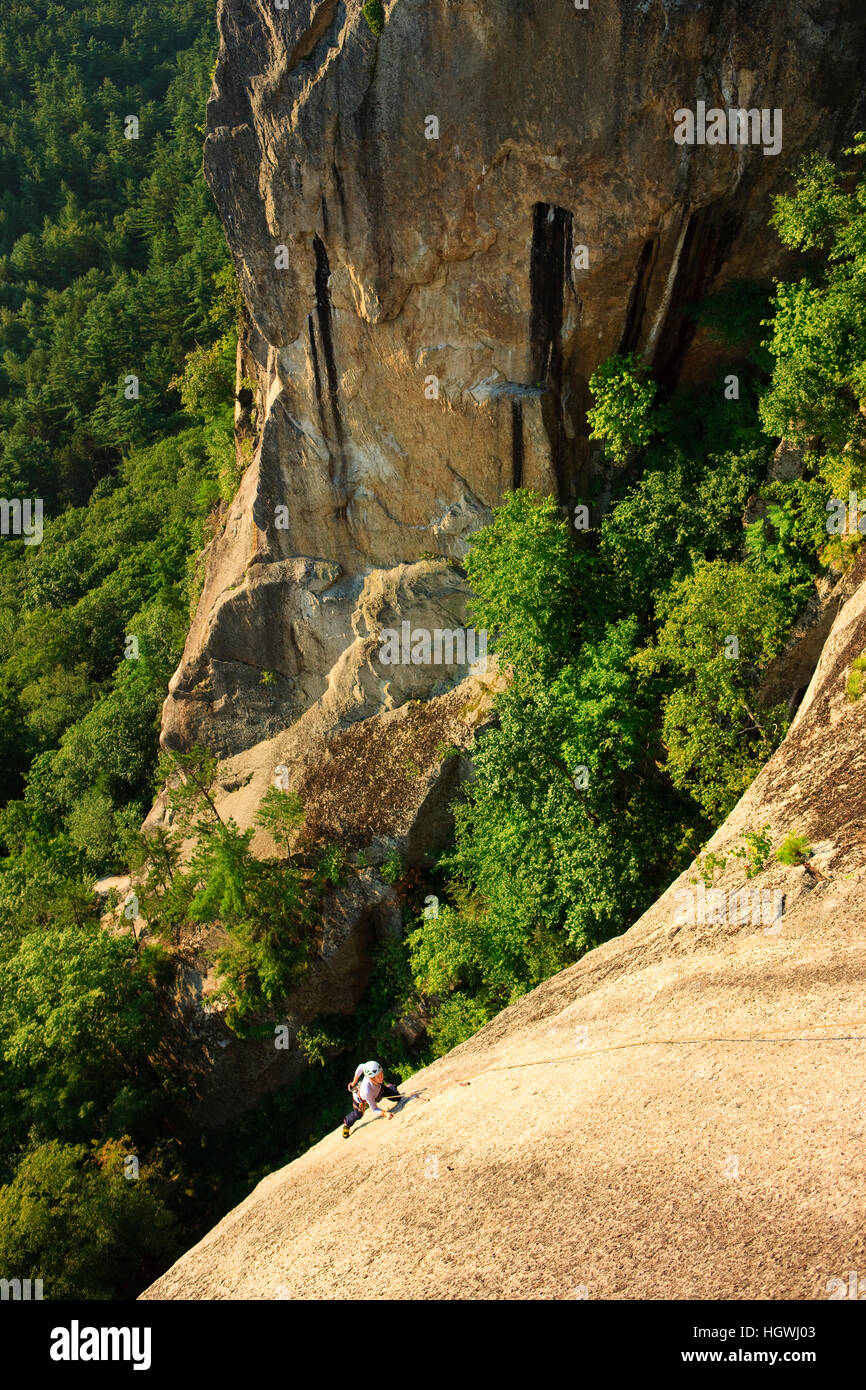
[343,1082,400,1128]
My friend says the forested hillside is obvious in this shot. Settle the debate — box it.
[0,1,237,1296]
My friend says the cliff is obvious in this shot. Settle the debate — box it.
[166,0,866,768]
[144,0,866,1113]
[141,555,866,1300]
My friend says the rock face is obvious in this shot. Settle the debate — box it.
[150,1,866,1116]
[141,556,866,1301]
[152,870,399,1127]
[165,0,866,771]
[144,658,504,1125]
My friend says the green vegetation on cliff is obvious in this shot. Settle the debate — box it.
[410,136,866,1051]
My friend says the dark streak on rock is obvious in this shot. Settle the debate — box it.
[313,234,343,448]
[332,159,348,235]
[511,398,524,489]
[651,202,742,387]
[311,233,348,516]
[530,203,569,386]
[529,202,573,500]
[307,311,324,428]
[618,235,659,356]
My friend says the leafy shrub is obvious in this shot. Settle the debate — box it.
[168,338,235,416]
[362,1,385,37]
[0,917,163,1146]
[776,833,812,865]
[435,741,459,762]
[730,826,773,879]
[465,489,584,688]
[636,560,791,822]
[743,491,824,615]
[600,445,766,608]
[296,1018,352,1067]
[256,783,305,855]
[847,655,866,701]
[316,844,347,886]
[380,850,405,885]
[760,136,866,471]
[587,353,668,464]
[426,992,495,1057]
[692,851,727,888]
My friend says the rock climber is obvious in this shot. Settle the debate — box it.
[342,1060,401,1138]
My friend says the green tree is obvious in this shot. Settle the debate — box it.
[0,1140,177,1300]
[636,560,790,821]
[586,352,668,465]
[255,783,305,856]
[410,494,693,1053]
[464,489,584,687]
[0,917,164,1148]
[760,135,866,490]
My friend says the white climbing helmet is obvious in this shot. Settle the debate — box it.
[363,1061,382,1079]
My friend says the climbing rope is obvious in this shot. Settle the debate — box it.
[456,1018,866,1084]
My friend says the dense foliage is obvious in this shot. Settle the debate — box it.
[0,0,230,508]
[0,0,239,1297]
[409,136,866,1051]
[0,3,432,1299]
